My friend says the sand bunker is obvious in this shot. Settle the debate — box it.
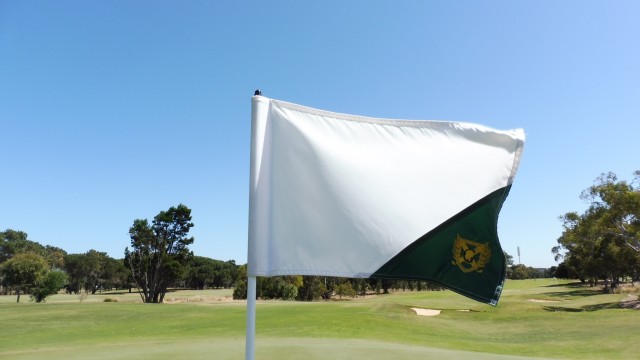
[411,308,441,316]
[528,298,560,303]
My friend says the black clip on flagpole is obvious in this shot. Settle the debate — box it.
[254,89,262,96]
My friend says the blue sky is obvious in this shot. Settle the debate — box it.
[1,1,638,268]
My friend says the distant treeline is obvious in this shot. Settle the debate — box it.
[0,228,240,297]
[232,265,446,301]
[0,227,561,302]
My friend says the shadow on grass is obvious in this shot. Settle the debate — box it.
[544,281,586,288]
[541,282,605,299]
[543,302,623,312]
[97,289,180,296]
[542,288,603,298]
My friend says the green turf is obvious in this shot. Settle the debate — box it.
[0,280,638,359]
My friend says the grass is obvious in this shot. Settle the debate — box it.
[0,280,638,359]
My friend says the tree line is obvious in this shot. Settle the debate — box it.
[232,257,555,302]
[502,252,557,280]
[231,265,447,301]
[553,171,640,292]
[2,198,568,304]
[0,204,239,303]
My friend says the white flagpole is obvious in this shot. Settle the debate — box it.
[246,90,265,360]
[245,275,257,360]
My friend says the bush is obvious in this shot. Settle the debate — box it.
[233,279,247,300]
[335,282,356,299]
[31,270,68,303]
[281,283,298,300]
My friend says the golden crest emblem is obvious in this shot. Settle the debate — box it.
[452,235,491,273]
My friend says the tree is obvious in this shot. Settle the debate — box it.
[0,230,68,280]
[101,257,130,291]
[185,256,217,289]
[504,251,515,278]
[554,262,572,279]
[82,250,107,294]
[587,171,640,252]
[297,276,327,301]
[0,252,49,302]
[256,276,300,300]
[31,270,68,302]
[64,250,118,294]
[510,264,532,280]
[185,257,240,290]
[504,252,515,266]
[0,229,47,263]
[44,245,67,270]
[355,278,369,297]
[125,204,194,303]
[212,260,239,289]
[553,172,640,291]
[545,266,558,278]
[64,253,87,293]
[232,264,248,300]
[335,281,356,299]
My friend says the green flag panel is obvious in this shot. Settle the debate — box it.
[371,186,510,305]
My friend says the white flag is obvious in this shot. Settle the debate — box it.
[248,95,524,305]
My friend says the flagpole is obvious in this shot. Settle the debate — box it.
[246,89,263,360]
[245,275,257,360]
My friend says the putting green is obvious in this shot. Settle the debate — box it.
[0,338,550,360]
[1,280,638,359]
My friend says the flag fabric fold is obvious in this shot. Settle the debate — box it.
[248,95,524,305]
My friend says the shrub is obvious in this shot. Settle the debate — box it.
[31,270,68,303]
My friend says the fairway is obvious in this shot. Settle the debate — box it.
[1,279,638,359]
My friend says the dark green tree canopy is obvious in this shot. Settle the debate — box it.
[0,229,67,270]
[31,270,68,303]
[553,171,640,290]
[0,252,49,302]
[1,229,44,263]
[64,250,128,294]
[125,204,195,303]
